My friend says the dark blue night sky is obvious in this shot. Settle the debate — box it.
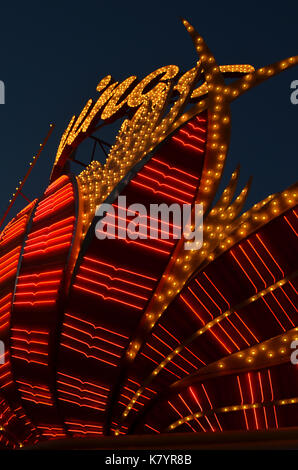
[0,0,297,223]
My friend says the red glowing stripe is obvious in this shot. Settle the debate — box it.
[16,381,49,392]
[270,291,295,327]
[121,393,144,406]
[152,330,205,368]
[0,228,24,245]
[0,245,20,263]
[180,128,206,143]
[17,270,63,281]
[239,245,267,288]
[248,373,259,430]
[195,279,222,314]
[113,203,182,231]
[258,373,268,430]
[14,290,57,297]
[16,279,60,289]
[176,351,201,370]
[185,390,207,432]
[201,384,213,410]
[34,191,74,216]
[144,424,160,433]
[203,415,215,433]
[284,215,298,237]
[127,378,140,386]
[168,401,197,432]
[142,165,197,190]
[213,414,223,432]
[247,239,276,283]
[280,286,298,312]
[11,355,48,366]
[258,372,264,403]
[261,297,286,331]
[57,387,106,406]
[36,184,73,209]
[156,324,179,343]
[73,284,144,310]
[230,250,258,293]
[267,370,274,401]
[255,234,284,277]
[164,356,191,376]
[95,227,172,255]
[203,272,230,308]
[25,232,72,251]
[58,372,109,393]
[65,421,103,430]
[11,328,48,335]
[183,347,206,366]
[123,386,151,401]
[152,333,172,351]
[1,218,27,238]
[141,352,181,379]
[217,320,240,351]
[80,266,152,292]
[1,219,25,239]
[233,312,258,343]
[108,210,179,240]
[0,254,19,272]
[0,267,19,283]
[226,316,250,347]
[118,400,139,411]
[273,405,279,429]
[65,313,128,339]
[178,393,196,420]
[20,396,52,407]
[187,122,206,133]
[135,172,195,199]
[68,430,103,435]
[84,257,157,281]
[180,294,205,325]
[25,230,73,251]
[151,158,199,180]
[172,136,204,153]
[13,300,57,307]
[76,274,148,301]
[58,396,105,411]
[63,322,124,349]
[27,216,75,239]
[207,327,232,354]
[11,336,48,347]
[33,197,74,222]
[60,342,117,367]
[289,281,298,296]
[0,300,11,315]
[237,376,249,430]
[18,389,52,401]
[22,241,71,258]
[189,386,202,412]
[11,346,48,357]
[185,291,232,353]
[0,318,9,332]
[0,293,12,307]
[61,333,121,358]
[45,175,69,194]
[131,180,190,205]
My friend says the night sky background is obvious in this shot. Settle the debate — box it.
[0,0,297,225]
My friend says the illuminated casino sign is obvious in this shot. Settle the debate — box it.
[0,19,297,449]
